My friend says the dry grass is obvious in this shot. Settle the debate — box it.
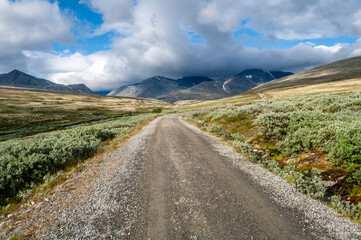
[173,94,260,112]
[262,78,361,98]
[249,56,361,95]
[0,86,170,140]
[0,86,170,112]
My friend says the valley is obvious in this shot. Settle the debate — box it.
[1,56,361,239]
[0,86,170,141]
[3,1,361,239]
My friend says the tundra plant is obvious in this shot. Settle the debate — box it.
[204,91,361,165]
[0,114,154,204]
[330,195,361,221]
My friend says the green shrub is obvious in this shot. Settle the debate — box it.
[353,169,361,184]
[209,91,361,163]
[0,114,154,203]
[152,108,163,113]
[330,195,361,221]
[232,140,264,163]
[255,112,291,138]
[263,159,282,174]
[294,168,327,199]
[326,123,361,163]
[206,125,232,139]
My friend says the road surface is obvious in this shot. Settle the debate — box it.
[131,115,314,239]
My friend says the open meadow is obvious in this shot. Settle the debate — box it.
[0,86,170,141]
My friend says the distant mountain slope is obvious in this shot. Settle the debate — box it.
[108,83,141,97]
[66,84,93,94]
[93,90,111,95]
[108,76,180,98]
[247,56,361,94]
[176,76,214,88]
[108,76,213,98]
[158,69,292,102]
[0,70,93,94]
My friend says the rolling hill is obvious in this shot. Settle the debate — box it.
[0,69,93,94]
[247,55,361,97]
[0,85,170,141]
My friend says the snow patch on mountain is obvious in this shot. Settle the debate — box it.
[222,78,232,94]
[268,71,276,79]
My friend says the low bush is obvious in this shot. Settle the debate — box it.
[330,195,361,221]
[152,108,163,113]
[294,168,327,199]
[204,91,361,164]
[0,114,154,204]
[353,169,361,184]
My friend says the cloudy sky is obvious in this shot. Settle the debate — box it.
[2,0,361,91]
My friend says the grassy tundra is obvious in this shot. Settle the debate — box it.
[0,112,157,208]
[0,86,170,209]
[0,86,170,141]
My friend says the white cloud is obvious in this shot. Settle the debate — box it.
[2,0,361,91]
[86,0,135,35]
[23,40,361,91]
[314,44,344,54]
[0,0,72,72]
[24,50,131,90]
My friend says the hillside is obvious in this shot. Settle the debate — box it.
[176,76,214,88]
[0,85,170,141]
[109,70,292,103]
[247,55,361,96]
[108,76,213,98]
[188,69,292,95]
[0,70,93,94]
[158,69,292,102]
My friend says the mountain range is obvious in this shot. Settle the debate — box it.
[108,69,293,102]
[0,70,93,94]
[108,76,214,99]
[0,68,294,102]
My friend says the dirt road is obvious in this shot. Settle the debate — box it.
[4,114,360,239]
[133,115,314,239]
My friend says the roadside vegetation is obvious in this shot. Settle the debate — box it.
[0,113,156,210]
[184,90,361,222]
[0,87,172,212]
[163,93,261,115]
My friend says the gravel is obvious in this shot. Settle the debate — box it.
[42,117,162,239]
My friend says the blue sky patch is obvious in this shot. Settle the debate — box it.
[188,31,206,45]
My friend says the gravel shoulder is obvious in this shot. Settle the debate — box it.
[1,114,360,239]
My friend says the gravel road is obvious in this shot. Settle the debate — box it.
[3,114,360,239]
